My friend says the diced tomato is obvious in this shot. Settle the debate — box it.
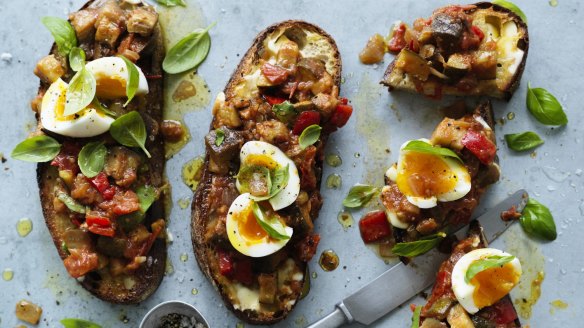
[359,211,392,243]
[339,97,348,105]
[388,23,407,53]
[260,63,289,85]
[471,25,485,42]
[217,249,234,277]
[329,103,353,128]
[112,190,141,215]
[263,94,286,105]
[292,111,321,135]
[102,186,116,201]
[63,248,99,278]
[89,172,110,193]
[51,142,81,174]
[233,258,254,286]
[88,225,115,237]
[461,130,497,164]
[86,214,112,227]
[492,297,519,324]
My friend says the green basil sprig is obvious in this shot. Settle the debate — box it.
[60,318,102,328]
[69,47,86,72]
[520,198,557,241]
[155,0,186,7]
[465,255,516,283]
[78,142,107,178]
[91,98,118,117]
[492,0,527,23]
[11,135,61,162]
[526,83,568,126]
[410,305,422,328]
[392,232,447,257]
[272,101,298,123]
[57,192,86,214]
[41,17,77,56]
[119,55,139,106]
[504,131,544,151]
[163,22,216,74]
[109,111,151,158]
[342,184,379,208]
[214,128,225,146]
[251,202,291,240]
[298,124,322,150]
[269,164,290,198]
[402,140,461,161]
[65,67,96,116]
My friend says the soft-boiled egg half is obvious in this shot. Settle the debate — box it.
[386,139,471,209]
[236,141,300,211]
[86,56,149,99]
[226,193,293,257]
[451,248,522,314]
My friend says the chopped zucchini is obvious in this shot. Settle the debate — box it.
[444,53,471,79]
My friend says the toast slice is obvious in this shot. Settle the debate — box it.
[382,2,528,100]
[381,101,500,258]
[34,0,166,303]
[191,21,350,324]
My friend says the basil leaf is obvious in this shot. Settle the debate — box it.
[60,318,102,328]
[119,55,139,106]
[163,22,216,74]
[269,164,290,197]
[465,255,515,283]
[520,198,557,241]
[155,0,186,7]
[392,232,447,257]
[41,17,77,56]
[298,124,322,150]
[402,140,461,161]
[504,131,544,151]
[411,305,422,328]
[492,0,527,23]
[78,141,107,178]
[57,192,86,214]
[215,128,225,146]
[237,165,272,200]
[109,111,151,158]
[65,68,96,116]
[251,202,291,240]
[11,135,61,162]
[272,101,298,123]
[69,47,86,72]
[342,184,379,208]
[526,83,568,126]
[91,98,118,117]
[136,185,158,213]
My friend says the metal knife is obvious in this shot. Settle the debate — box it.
[307,189,528,328]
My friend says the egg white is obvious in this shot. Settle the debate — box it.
[85,56,148,98]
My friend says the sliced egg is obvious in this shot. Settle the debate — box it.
[394,139,471,209]
[85,56,148,99]
[40,78,115,138]
[452,248,522,314]
[236,141,300,211]
[226,193,293,257]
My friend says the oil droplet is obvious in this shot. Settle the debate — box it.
[177,197,191,209]
[165,258,175,276]
[326,174,342,189]
[319,250,339,272]
[549,0,558,6]
[16,218,33,237]
[172,80,197,102]
[325,154,342,167]
[354,152,361,158]
[311,271,318,279]
[550,299,568,310]
[191,288,199,295]
[515,271,544,319]
[507,112,515,120]
[294,315,307,326]
[236,322,245,328]
[182,157,205,191]
[337,211,354,231]
[3,268,14,281]
[530,151,537,159]
[180,253,188,262]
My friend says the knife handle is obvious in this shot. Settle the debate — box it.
[306,306,350,328]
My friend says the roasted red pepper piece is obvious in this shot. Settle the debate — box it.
[330,103,353,128]
[89,172,110,193]
[359,210,392,243]
[51,142,81,174]
[86,212,115,237]
[491,297,519,324]
[292,111,321,135]
[471,25,485,42]
[263,94,286,105]
[218,249,234,277]
[233,258,254,286]
[88,225,115,237]
[260,63,289,85]
[461,130,497,164]
[102,186,116,201]
[388,23,407,53]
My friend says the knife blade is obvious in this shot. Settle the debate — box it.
[306,189,528,328]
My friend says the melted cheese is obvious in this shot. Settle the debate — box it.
[232,283,261,311]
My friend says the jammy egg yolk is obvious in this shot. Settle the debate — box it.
[237,208,268,243]
[471,263,521,309]
[244,154,279,170]
[95,74,127,99]
[397,152,458,198]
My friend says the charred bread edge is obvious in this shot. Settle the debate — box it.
[191,20,341,325]
[36,0,166,304]
[381,2,529,101]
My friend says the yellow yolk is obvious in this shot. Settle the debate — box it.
[244,154,279,170]
[471,262,521,309]
[237,207,268,243]
[94,74,127,99]
[396,152,458,198]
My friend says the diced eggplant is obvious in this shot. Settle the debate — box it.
[212,93,242,129]
[431,13,464,53]
[395,49,431,81]
[419,44,436,59]
[446,304,475,328]
[69,9,98,41]
[63,229,94,251]
[34,55,65,83]
[204,126,244,175]
[444,53,471,79]
[104,146,142,188]
[127,7,158,37]
[96,236,128,258]
[258,273,278,304]
[472,51,497,80]
[297,57,327,81]
[311,93,338,119]
[95,0,126,47]
[430,117,472,150]
[424,296,454,319]
[255,120,290,144]
[420,318,448,328]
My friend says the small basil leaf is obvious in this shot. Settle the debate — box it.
[342,184,379,208]
[57,192,86,214]
[60,318,102,328]
[520,198,557,241]
[269,164,290,198]
[391,232,446,257]
[492,0,527,23]
[163,22,216,74]
[298,124,322,150]
[11,136,61,162]
[119,55,139,106]
[526,83,568,126]
[65,68,96,116]
[91,98,118,117]
[402,140,461,161]
[69,47,86,72]
[272,101,298,123]
[78,141,107,178]
[136,185,158,214]
[109,111,151,158]
[237,165,272,200]
[215,128,225,146]
[504,131,544,151]
[155,0,187,7]
[251,202,291,240]
[410,305,422,328]
[41,17,77,56]
[465,255,516,283]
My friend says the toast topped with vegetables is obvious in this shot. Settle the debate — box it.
[15,0,167,303]
[191,21,352,324]
[381,101,500,258]
[382,2,528,100]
